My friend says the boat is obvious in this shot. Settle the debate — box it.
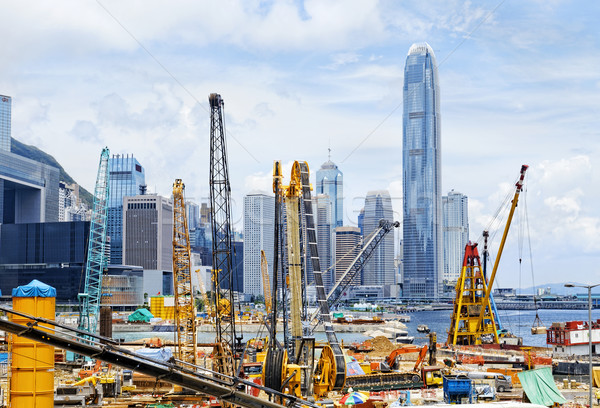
[547,320,600,356]
[417,324,430,333]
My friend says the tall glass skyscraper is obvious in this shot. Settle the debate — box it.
[0,95,11,152]
[362,190,395,290]
[316,157,343,228]
[108,154,146,265]
[402,43,443,299]
[443,190,469,285]
[243,192,274,296]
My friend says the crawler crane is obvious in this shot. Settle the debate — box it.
[172,178,197,366]
[78,147,110,340]
[208,93,239,382]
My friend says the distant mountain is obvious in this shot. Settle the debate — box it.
[10,137,93,208]
[518,282,600,296]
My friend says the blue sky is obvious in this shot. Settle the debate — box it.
[1,0,599,289]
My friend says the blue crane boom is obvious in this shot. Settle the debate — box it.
[78,147,110,336]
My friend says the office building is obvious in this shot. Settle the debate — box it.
[316,156,343,228]
[443,190,469,284]
[362,190,395,291]
[243,192,274,296]
[123,194,172,271]
[0,95,59,224]
[107,154,145,265]
[0,221,90,303]
[314,194,333,288]
[335,226,361,288]
[402,43,443,299]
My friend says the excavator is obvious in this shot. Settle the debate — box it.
[345,333,445,391]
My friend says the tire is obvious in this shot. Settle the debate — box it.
[498,386,505,393]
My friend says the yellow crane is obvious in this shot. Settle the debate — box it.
[172,179,198,366]
[447,165,528,345]
[261,250,272,316]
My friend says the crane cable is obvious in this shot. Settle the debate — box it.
[524,187,543,329]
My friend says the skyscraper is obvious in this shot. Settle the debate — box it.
[402,42,443,299]
[243,192,274,296]
[443,190,469,285]
[123,194,173,271]
[316,156,343,228]
[362,191,395,291]
[335,226,361,287]
[107,154,145,265]
[314,194,332,289]
[0,95,11,152]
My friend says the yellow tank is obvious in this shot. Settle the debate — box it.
[10,279,56,408]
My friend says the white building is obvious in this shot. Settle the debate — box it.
[442,190,469,284]
[243,192,274,296]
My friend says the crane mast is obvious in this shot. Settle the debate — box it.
[172,178,197,366]
[261,250,272,316]
[78,147,110,337]
[208,93,238,378]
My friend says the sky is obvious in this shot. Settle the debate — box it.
[1,0,599,290]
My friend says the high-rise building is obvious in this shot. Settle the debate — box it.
[186,200,200,231]
[314,194,332,289]
[443,190,469,285]
[243,192,274,296]
[362,191,395,290]
[335,226,361,288]
[123,194,172,271]
[402,42,443,299]
[0,95,59,224]
[107,154,145,265]
[316,156,343,228]
[0,95,11,152]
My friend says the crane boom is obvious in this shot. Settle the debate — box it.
[78,147,110,336]
[209,93,238,377]
[172,178,198,366]
[474,165,528,336]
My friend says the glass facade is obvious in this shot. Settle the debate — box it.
[402,43,443,299]
[0,150,60,223]
[0,221,90,302]
[443,191,469,285]
[362,190,395,288]
[107,154,145,264]
[316,160,343,228]
[0,95,11,152]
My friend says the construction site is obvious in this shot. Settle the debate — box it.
[0,94,589,408]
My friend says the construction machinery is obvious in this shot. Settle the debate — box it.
[208,93,240,382]
[447,165,529,345]
[77,147,110,340]
[0,306,318,408]
[172,178,198,366]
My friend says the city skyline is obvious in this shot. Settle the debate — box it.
[1,2,598,288]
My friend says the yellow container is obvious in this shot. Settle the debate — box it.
[10,286,55,408]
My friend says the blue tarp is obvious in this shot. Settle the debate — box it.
[12,279,56,298]
[0,353,8,363]
[518,367,566,406]
[135,347,174,363]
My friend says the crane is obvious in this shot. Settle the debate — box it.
[261,250,272,316]
[172,178,198,366]
[78,147,110,339]
[447,165,528,345]
[208,93,239,380]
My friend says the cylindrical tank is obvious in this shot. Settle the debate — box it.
[10,279,56,408]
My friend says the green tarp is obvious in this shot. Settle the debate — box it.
[518,367,566,407]
[128,308,154,323]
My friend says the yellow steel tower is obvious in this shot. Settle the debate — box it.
[172,179,198,366]
[261,250,272,316]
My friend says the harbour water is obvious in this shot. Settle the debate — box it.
[117,308,600,348]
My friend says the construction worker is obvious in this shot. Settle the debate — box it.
[595,388,600,405]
